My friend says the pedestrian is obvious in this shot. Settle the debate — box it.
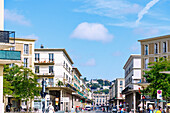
[149,105,153,113]
[6,103,10,112]
[48,102,55,113]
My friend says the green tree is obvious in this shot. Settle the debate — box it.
[97,79,104,86]
[57,80,64,87]
[3,64,40,112]
[143,58,170,100]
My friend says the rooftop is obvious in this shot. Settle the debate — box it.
[123,54,141,69]
[35,48,74,64]
[138,34,170,42]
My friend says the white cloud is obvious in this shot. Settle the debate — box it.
[82,58,96,66]
[74,0,141,19]
[20,34,39,39]
[71,22,113,42]
[113,51,122,56]
[5,9,31,26]
[136,0,160,25]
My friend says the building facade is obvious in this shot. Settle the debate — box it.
[122,55,141,112]
[93,93,109,107]
[138,35,170,82]
[0,31,21,112]
[34,47,74,111]
[5,38,36,110]
[109,78,125,109]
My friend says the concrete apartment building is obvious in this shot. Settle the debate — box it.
[122,55,141,112]
[93,93,109,107]
[138,35,170,82]
[72,67,82,108]
[109,78,125,109]
[0,32,21,112]
[5,38,36,110]
[34,47,74,111]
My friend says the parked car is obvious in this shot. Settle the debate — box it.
[85,106,91,111]
[112,107,117,112]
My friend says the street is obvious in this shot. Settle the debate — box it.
[78,111,109,113]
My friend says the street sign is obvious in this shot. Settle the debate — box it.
[157,90,162,99]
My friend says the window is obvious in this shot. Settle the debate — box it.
[120,87,123,92]
[66,75,68,80]
[37,79,40,83]
[154,43,158,54]
[49,78,53,84]
[64,72,65,78]
[9,63,14,68]
[24,44,29,54]
[24,58,28,67]
[163,42,167,53]
[120,81,123,85]
[66,63,68,70]
[145,58,148,69]
[49,66,53,73]
[163,56,167,60]
[35,66,39,73]
[35,53,40,61]
[63,61,65,66]
[49,53,54,62]
[10,47,15,51]
[154,57,158,62]
[69,77,70,83]
[145,45,148,55]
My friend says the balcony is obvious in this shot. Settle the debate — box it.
[34,58,54,65]
[36,72,54,77]
[0,31,15,49]
[0,50,21,64]
[47,82,54,87]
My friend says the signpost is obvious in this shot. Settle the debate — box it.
[157,90,162,100]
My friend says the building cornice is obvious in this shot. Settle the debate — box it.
[35,48,74,64]
[10,37,37,42]
[138,34,170,42]
[123,54,141,69]
[73,67,82,77]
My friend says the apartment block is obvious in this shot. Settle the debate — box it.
[109,78,125,109]
[93,93,109,107]
[34,47,74,111]
[138,35,170,82]
[122,55,141,112]
[0,31,21,112]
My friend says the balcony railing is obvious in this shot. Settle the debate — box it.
[0,31,15,44]
[36,72,54,77]
[0,50,21,60]
[47,82,54,87]
[34,58,54,65]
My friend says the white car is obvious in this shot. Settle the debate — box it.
[85,106,91,111]
[112,107,117,112]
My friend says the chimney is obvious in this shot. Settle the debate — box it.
[0,0,4,30]
[40,44,44,48]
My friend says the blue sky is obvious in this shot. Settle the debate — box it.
[4,0,170,80]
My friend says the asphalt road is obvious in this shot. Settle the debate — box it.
[79,110,109,113]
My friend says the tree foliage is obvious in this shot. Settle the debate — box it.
[3,64,40,101]
[143,58,170,100]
